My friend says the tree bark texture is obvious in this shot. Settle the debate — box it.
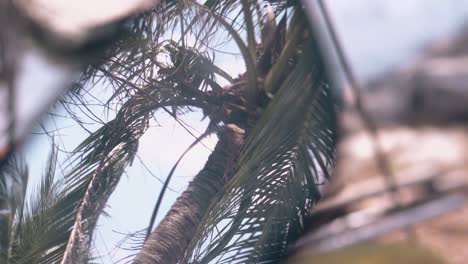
[133,124,244,264]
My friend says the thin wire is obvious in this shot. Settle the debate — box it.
[134,154,179,193]
[316,0,401,204]
[144,125,220,240]
[315,0,420,242]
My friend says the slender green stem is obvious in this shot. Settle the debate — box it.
[193,3,258,109]
[242,0,257,62]
[264,16,304,94]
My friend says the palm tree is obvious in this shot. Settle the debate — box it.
[2,0,336,263]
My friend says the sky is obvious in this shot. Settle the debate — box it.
[12,0,468,263]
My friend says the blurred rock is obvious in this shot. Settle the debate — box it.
[361,26,468,126]
[288,242,444,264]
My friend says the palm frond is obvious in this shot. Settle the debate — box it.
[58,90,157,263]
[183,14,337,263]
[0,156,28,263]
[8,146,72,264]
[2,146,91,264]
[59,77,214,262]
[11,90,163,263]
[72,0,292,109]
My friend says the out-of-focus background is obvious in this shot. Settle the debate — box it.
[292,1,468,263]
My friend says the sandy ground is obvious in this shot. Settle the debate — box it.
[383,206,468,264]
[331,124,468,263]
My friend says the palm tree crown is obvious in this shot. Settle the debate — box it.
[1,1,336,263]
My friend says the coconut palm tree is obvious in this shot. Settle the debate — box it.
[2,0,337,263]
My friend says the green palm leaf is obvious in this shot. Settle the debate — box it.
[183,17,336,263]
[8,146,73,264]
[1,146,92,264]
[0,156,28,263]
[77,0,291,104]
[58,89,157,263]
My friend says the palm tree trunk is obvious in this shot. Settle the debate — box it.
[133,124,244,264]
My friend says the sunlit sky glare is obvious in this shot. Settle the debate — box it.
[20,0,155,39]
[15,1,468,263]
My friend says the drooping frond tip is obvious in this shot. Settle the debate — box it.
[183,8,337,263]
